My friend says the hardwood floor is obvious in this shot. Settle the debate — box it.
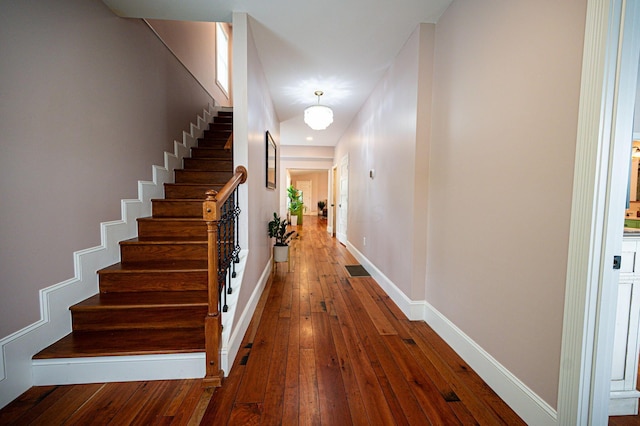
[1,215,527,425]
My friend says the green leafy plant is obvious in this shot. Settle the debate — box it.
[268,212,295,246]
[317,200,326,211]
[287,185,304,225]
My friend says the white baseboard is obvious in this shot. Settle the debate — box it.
[345,242,558,426]
[0,104,217,409]
[33,354,206,385]
[609,390,640,416]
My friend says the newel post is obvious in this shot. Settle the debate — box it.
[203,189,223,387]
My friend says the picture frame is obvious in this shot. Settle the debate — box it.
[266,131,277,189]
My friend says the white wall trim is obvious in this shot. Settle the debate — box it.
[346,241,558,426]
[0,104,217,409]
[33,353,206,385]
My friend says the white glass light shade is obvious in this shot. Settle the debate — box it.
[304,104,334,130]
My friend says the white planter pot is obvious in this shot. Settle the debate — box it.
[289,215,298,226]
[273,245,289,262]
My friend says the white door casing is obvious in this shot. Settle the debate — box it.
[337,155,348,245]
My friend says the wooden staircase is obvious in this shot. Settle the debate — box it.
[34,111,234,362]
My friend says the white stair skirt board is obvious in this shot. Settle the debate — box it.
[33,354,206,385]
[346,242,558,426]
[0,104,220,409]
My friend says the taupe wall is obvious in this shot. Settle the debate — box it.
[334,24,432,301]
[0,0,214,337]
[146,19,232,107]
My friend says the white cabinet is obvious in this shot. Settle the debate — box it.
[610,235,640,415]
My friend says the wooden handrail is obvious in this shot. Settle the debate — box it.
[202,165,247,387]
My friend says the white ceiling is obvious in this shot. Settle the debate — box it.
[102,0,452,146]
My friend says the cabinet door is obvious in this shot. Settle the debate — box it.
[611,279,640,392]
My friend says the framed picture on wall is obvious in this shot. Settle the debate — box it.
[266,131,277,189]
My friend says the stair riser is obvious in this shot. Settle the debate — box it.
[196,139,229,149]
[120,242,207,264]
[71,306,207,331]
[190,147,230,158]
[203,130,231,139]
[137,219,207,239]
[175,170,233,184]
[183,158,233,171]
[212,117,232,125]
[99,270,207,292]
[207,123,232,131]
[152,200,204,217]
[164,184,223,199]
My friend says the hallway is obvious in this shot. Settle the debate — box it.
[0,216,524,424]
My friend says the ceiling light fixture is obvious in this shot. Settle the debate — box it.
[304,91,333,130]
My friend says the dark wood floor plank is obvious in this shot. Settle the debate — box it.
[0,385,63,425]
[327,314,372,426]
[327,277,401,425]
[260,317,290,425]
[168,380,209,425]
[343,279,432,425]
[338,279,426,425]
[163,379,195,416]
[349,277,397,335]
[234,276,283,403]
[182,387,214,425]
[108,381,162,425]
[300,348,321,425]
[228,402,262,425]
[198,346,249,425]
[279,270,293,318]
[29,383,104,425]
[283,284,301,425]
[63,381,141,425]
[309,279,326,313]
[130,379,181,424]
[384,334,462,424]
[311,311,352,425]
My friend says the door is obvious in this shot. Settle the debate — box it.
[297,180,312,215]
[328,165,337,236]
[337,155,348,245]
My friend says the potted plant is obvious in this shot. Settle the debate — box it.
[268,212,295,262]
[317,200,326,216]
[287,185,304,226]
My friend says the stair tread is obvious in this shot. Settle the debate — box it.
[72,291,208,309]
[33,329,204,359]
[99,261,207,273]
[137,217,205,222]
[121,237,206,244]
